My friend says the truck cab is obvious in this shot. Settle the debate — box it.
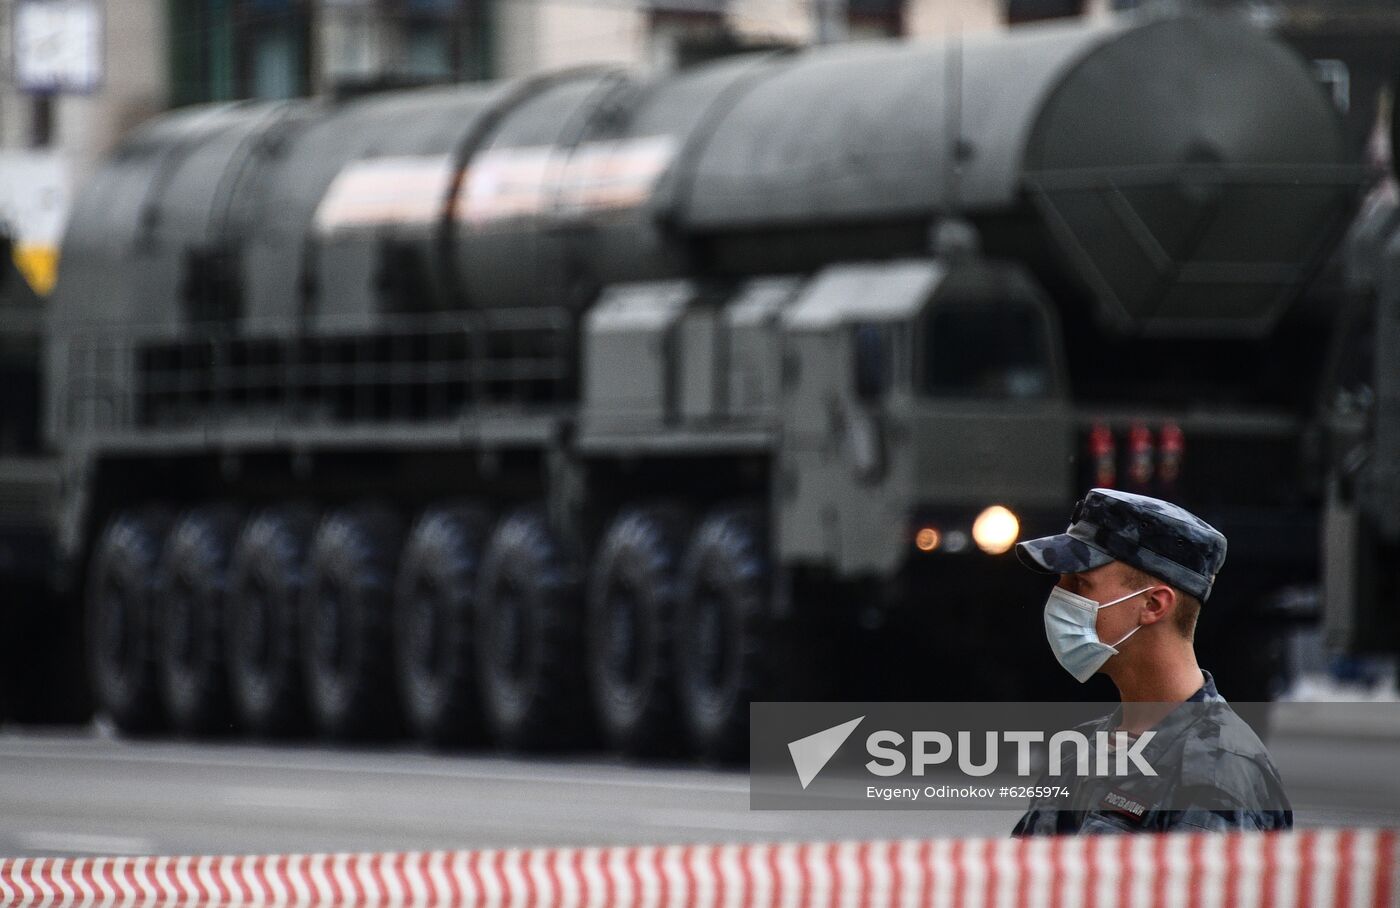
[775,256,1072,581]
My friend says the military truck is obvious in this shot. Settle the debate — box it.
[44,12,1356,757]
[1321,90,1400,672]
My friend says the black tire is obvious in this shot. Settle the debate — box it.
[586,505,689,756]
[301,504,404,739]
[475,506,589,750]
[226,505,317,737]
[675,506,770,762]
[86,508,171,733]
[393,503,492,746]
[154,505,241,734]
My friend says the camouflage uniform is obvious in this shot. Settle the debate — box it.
[1011,670,1294,835]
[1011,489,1292,835]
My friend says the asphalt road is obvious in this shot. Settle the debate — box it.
[0,724,1396,858]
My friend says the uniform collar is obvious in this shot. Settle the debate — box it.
[1100,669,1223,764]
[1187,669,1218,703]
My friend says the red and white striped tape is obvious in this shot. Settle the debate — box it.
[0,828,1394,907]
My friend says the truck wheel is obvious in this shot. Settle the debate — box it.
[393,503,492,746]
[586,505,689,756]
[301,504,403,739]
[675,507,769,762]
[226,506,316,737]
[475,507,589,750]
[154,505,240,734]
[86,508,171,733]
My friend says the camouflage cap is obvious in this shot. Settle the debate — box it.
[1015,489,1227,601]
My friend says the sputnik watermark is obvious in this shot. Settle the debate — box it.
[787,716,864,789]
[864,729,1156,778]
[789,720,1155,789]
[749,701,1217,811]
[864,784,1072,802]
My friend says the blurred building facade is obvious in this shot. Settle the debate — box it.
[0,0,1125,186]
[0,0,166,295]
[0,0,1394,297]
[0,0,1081,283]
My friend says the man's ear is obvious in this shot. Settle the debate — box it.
[1139,585,1176,625]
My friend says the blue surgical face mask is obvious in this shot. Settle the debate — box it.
[1043,584,1154,683]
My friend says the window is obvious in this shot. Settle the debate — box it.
[244,0,307,99]
[1004,0,1085,25]
[853,324,892,400]
[169,0,311,104]
[400,0,471,81]
[848,0,903,38]
[320,0,493,87]
[404,22,453,80]
[920,303,1053,400]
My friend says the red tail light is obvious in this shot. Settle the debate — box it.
[1159,422,1184,484]
[1089,423,1115,488]
[1128,423,1154,487]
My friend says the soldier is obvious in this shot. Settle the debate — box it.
[1010,488,1292,835]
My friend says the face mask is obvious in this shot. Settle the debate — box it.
[1043,585,1154,683]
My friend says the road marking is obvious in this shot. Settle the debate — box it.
[216,785,358,811]
[0,735,751,794]
[633,808,800,833]
[13,832,158,856]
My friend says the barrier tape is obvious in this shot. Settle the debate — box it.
[0,828,1394,907]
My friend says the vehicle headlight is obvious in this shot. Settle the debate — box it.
[972,505,1019,555]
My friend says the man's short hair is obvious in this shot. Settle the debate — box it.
[1120,563,1201,641]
